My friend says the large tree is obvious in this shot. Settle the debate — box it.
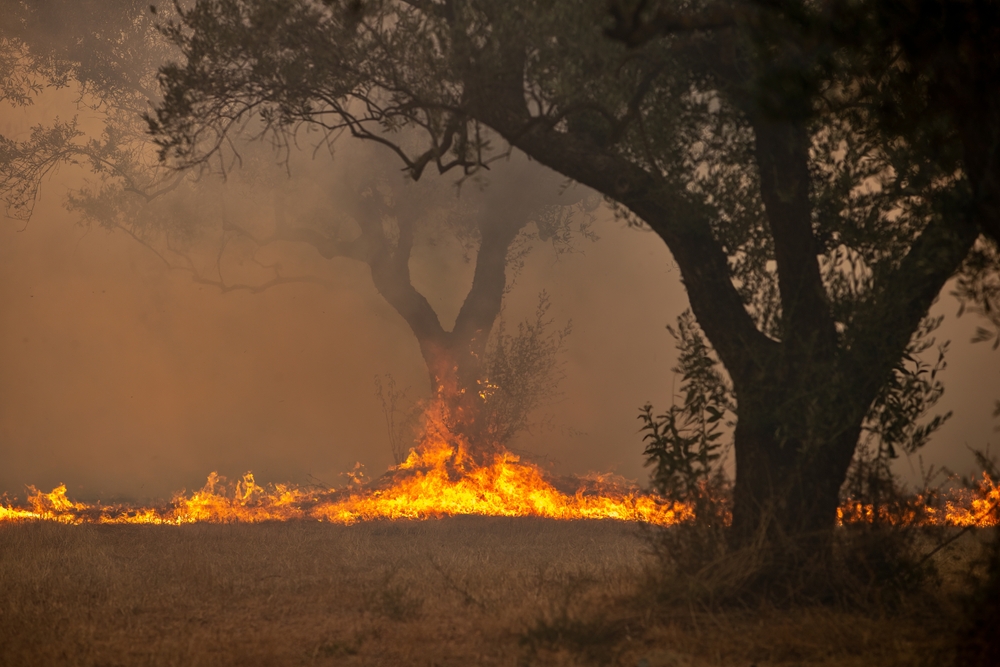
[147,0,990,563]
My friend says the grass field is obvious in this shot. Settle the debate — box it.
[0,518,984,666]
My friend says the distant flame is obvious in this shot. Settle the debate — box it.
[0,398,691,526]
[837,472,1000,528]
[2,399,997,527]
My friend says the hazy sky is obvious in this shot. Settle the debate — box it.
[2,94,999,502]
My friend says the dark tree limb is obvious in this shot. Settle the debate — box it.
[606,1,740,48]
[849,213,980,414]
[751,117,836,358]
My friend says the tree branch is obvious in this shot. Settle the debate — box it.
[225,219,374,263]
[452,214,523,344]
[474,98,776,383]
[606,1,740,48]
[752,117,837,357]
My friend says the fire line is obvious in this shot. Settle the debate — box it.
[2,400,997,527]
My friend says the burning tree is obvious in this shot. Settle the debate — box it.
[145,0,995,576]
[1,1,592,461]
[237,141,591,459]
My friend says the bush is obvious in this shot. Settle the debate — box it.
[638,311,735,601]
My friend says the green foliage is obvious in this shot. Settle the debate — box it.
[845,314,952,514]
[640,310,732,510]
[0,1,182,224]
[479,292,571,447]
[831,316,958,610]
[640,305,951,513]
[954,238,1000,350]
[638,311,734,593]
[639,308,958,604]
[875,319,952,457]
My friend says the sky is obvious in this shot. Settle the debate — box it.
[2,90,999,503]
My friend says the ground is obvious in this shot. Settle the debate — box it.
[0,518,983,666]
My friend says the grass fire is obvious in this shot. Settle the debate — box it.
[2,398,997,530]
[1,399,692,527]
[5,1,1000,665]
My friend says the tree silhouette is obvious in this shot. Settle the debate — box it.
[146,0,991,569]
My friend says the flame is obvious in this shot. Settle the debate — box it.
[0,399,691,526]
[836,472,1000,527]
[2,399,996,528]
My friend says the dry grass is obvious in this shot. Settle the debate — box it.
[0,518,983,666]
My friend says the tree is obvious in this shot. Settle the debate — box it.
[1,1,591,461]
[234,141,591,457]
[1,1,182,227]
[147,0,989,567]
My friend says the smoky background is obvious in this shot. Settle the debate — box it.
[1,64,997,504]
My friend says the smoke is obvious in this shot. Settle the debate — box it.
[0,79,683,500]
[1,62,997,504]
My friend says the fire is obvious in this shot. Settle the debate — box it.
[0,399,692,526]
[837,472,1000,528]
[2,399,997,528]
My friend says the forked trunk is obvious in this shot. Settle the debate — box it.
[419,334,497,461]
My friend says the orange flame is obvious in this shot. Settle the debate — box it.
[0,399,691,526]
[2,399,997,528]
[837,472,1000,528]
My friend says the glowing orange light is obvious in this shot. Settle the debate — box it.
[836,472,999,528]
[2,399,996,528]
[0,399,690,526]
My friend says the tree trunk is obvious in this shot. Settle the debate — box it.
[417,336,494,452]
[729,394,862,556]
[377,213,523,462]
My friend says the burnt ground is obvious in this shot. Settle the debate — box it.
[0,517,985,666]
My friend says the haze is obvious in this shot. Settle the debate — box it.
[1,86,997,503]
